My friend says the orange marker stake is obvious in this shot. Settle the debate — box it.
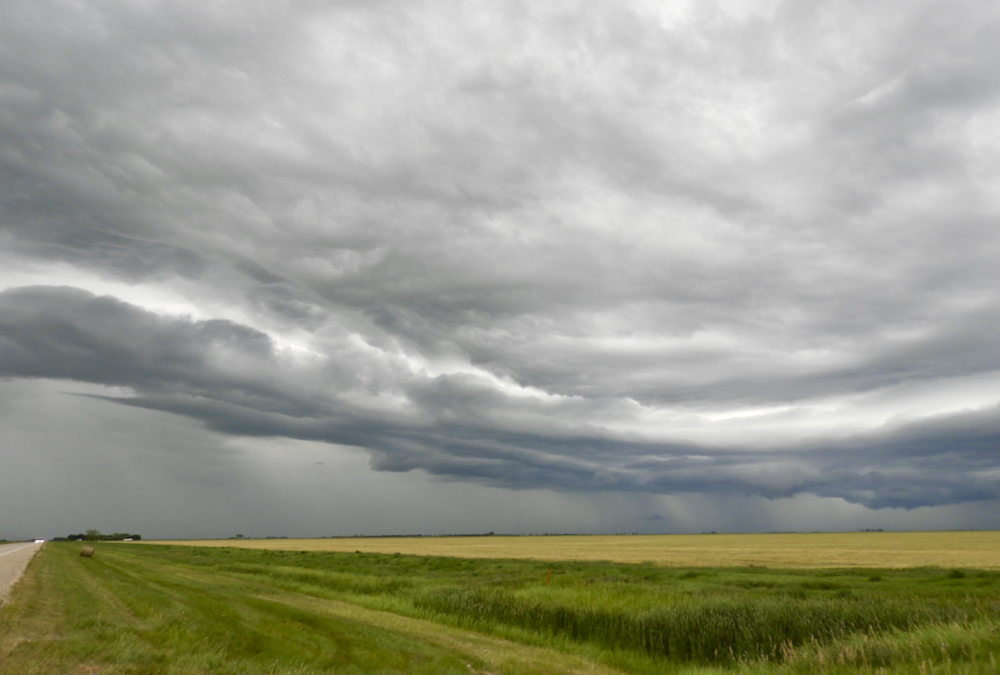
[547,569,551,586]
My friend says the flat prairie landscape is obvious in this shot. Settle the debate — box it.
[147,531,1000,568]
[4,534,1000,674]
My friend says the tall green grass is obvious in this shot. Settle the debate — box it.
[415,587,980,665]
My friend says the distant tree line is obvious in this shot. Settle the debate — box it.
[54,529,142,541]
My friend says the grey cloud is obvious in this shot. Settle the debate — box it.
[2,1,1000,527]
[0,286,314,418]
[3,286,999,510]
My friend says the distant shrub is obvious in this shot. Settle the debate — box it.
[64,530,141,542]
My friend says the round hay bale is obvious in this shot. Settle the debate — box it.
[80,546,95,558]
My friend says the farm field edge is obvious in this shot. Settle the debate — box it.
[139,530,1000,569]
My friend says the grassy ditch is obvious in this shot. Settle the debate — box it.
[3,543,1000,674]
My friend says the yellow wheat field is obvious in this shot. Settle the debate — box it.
[143,531,1000,569]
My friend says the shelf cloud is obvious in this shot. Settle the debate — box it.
[2,0,999,535]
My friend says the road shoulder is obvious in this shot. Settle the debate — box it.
[0,542,43,605]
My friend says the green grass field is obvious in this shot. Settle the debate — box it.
[3,542,1000,674]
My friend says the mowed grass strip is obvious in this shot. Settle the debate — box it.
[0,544,625,675]
[145,531,1000,569]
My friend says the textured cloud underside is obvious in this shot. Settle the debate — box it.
[2,1,1000,511]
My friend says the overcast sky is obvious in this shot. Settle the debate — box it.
[3,0,1000,540]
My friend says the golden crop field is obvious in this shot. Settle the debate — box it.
[144,530,1000,568]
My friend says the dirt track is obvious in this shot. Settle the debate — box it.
[0,541,42,605]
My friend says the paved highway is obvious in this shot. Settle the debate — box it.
[0,541,43,605]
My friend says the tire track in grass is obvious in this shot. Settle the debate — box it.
[4,546,486,674]
[255,592,632,675]
[156,556,631,674]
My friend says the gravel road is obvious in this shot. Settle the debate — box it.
[0,541,43,606]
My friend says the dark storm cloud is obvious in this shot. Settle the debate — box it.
[2,1,1000,515]
[3,286,999,509]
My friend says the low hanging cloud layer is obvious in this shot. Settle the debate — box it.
[2,1,1000,522]
[2,285,999,510]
